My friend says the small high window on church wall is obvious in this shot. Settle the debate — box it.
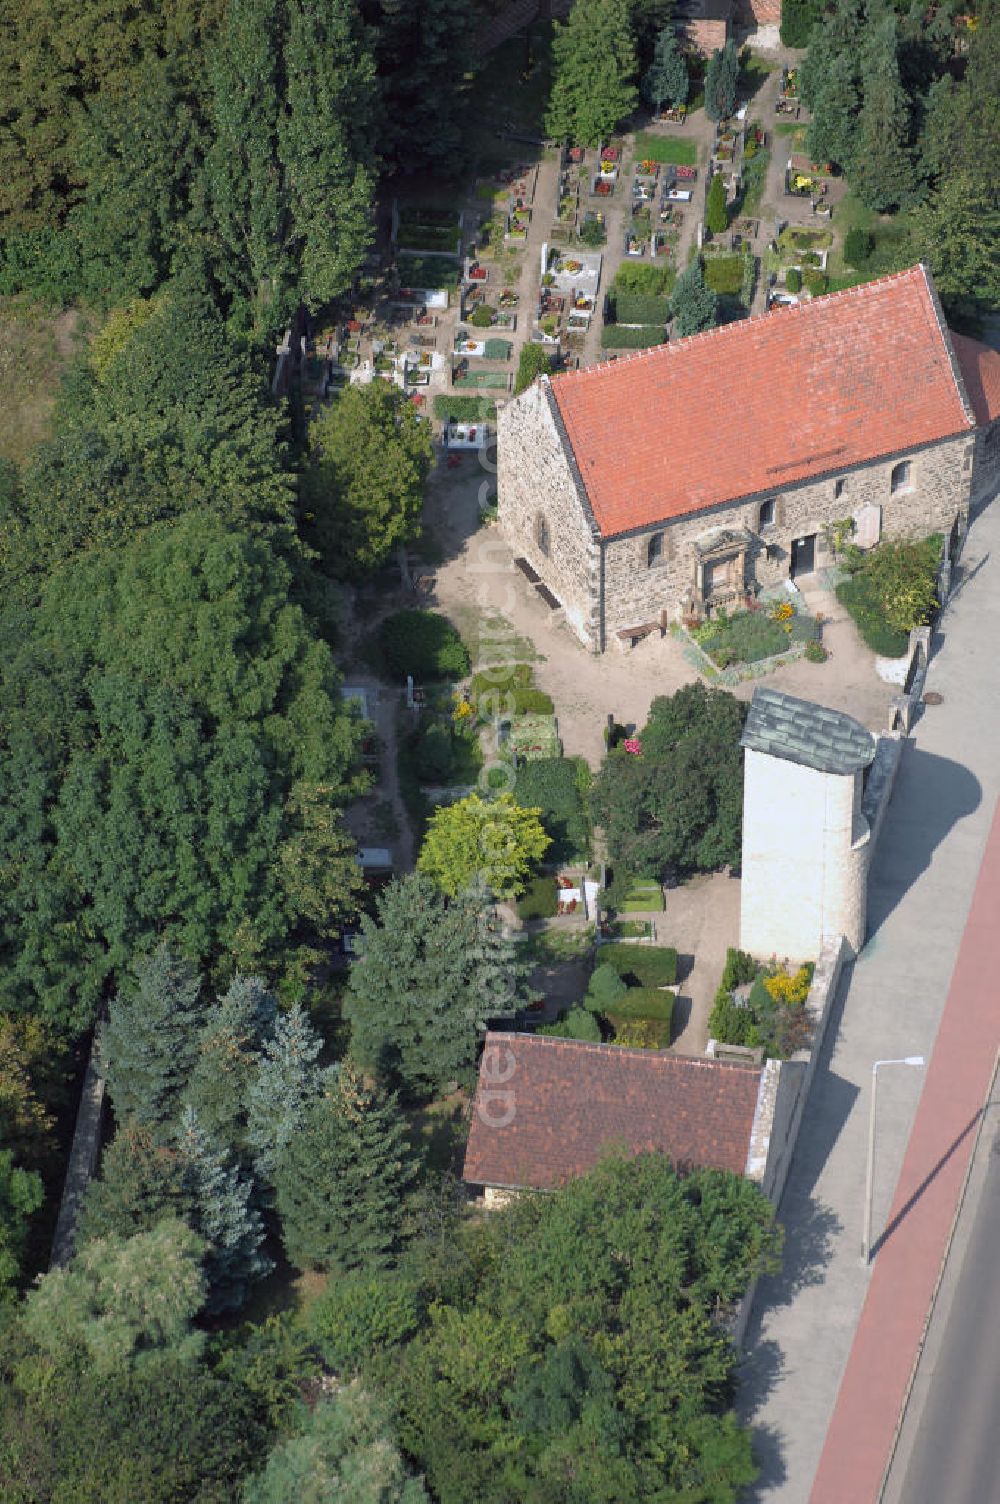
[890,460,913,495]
[758,498,776,529]
[647,531,665,567]
[536,513,551,556]
[834,478,847,499]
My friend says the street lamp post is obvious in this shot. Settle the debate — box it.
[863,1056,925,1264]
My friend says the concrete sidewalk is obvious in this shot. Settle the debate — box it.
[736,489,1000,1502]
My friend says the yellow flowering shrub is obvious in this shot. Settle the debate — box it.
[763,965,812,1007]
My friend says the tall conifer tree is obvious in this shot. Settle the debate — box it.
[100,945,207,1128]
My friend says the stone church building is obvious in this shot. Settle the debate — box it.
[497,265,1000,652]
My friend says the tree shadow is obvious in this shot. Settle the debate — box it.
[744,1421,790,1501]
[865,747,981,941]
[675,951,696,983]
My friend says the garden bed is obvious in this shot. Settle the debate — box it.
[600,325,667,350]
[454,371,510,389]
[507,713,562,761]
[693,602,818,667]
[709,948,814,1059]
[396,255,461,289]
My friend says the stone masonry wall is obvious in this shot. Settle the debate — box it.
[971,415,1000,503]
[600,430,974,640]
[497,381,602,649]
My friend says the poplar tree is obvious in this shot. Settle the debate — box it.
[100,946,207,1129]
[670,259,718,337]
[275,1063,417,1273]
[852,11,919,211]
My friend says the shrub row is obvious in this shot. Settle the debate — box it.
[612,262,675,297]
[608,293,672,326]
[432,395,497,422]
[599,942,678,988]
[600,325,668,350]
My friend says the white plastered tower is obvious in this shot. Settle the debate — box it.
[739,688,876,962]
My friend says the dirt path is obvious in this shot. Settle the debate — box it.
[658,872,743,1055]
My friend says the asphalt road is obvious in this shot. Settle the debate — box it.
[896,1127,1000,1504]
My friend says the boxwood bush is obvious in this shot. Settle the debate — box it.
[599,943,677,987]
[432,395,497,422]
[376,610,471,681]
[514,756,591,863]
[600,325,668,349]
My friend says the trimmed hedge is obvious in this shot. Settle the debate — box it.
[515,756,591,864]
[612,262,675,297]
[608,293,672,325]
[600,325,668,350]
[376,610,471,681]
[605,987,674,1047]
[396,255,460,288]
[599,943,677,988]
[835,575,909,657]
[703,255,745,296]
[516,875,559,920]
[432,395,497,422]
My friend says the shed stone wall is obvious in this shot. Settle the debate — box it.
[497,381,602,649]
[600,431,973,639]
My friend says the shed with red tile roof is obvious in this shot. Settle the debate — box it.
[464,1032,765,1193]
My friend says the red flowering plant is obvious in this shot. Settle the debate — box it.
[623,738,642,756]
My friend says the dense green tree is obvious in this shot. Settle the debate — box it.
[244,1382,429,1503]
[851,11,920,211]
[0,511,362,1032]
[0,1152,43,1304]
[100,945,207,1128]
[418,792,550,898]
[78,1127,191,1245]
[365,0,476,172]
[345,874,533,1098]
[275,1063,417,1272]
[389,1154,779,1503]
[641,25,688,114]
[186,975,278,1155]
[176,1107,272,1313]
[0,1348,264,1504]
[304,380,434,583]
[24,1220,206,1373]
[780,0,824,46]
[671,257,718,336]
[906,173,1000,328]
[704,40,739,122]
[916,2,1000,203]
[245,1003,333,1182]
[592,683,746,883]
[545,0,640,146]
[799,0,863,113]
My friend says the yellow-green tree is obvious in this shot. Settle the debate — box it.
[417,793,549,898]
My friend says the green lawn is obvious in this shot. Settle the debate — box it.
[634,131,698,166]
[454,371,509,389]
[827,191,913,283]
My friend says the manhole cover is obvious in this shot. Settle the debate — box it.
[923,691,944,706]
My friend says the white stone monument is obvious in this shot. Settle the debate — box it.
[739,688,876,962]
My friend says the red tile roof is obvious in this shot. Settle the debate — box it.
[951,333,1000,427]
[549,265,977,538]
[463,1032,763,1191]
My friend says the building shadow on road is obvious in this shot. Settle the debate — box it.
[865,747,981,941]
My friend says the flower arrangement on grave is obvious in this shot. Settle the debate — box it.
[640,159,658,174]
[771,601,794,623]
[623,738,642,756]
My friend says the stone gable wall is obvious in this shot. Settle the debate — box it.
[600,430,974,639]
[971,415,1000,503]
[497,382,602,649]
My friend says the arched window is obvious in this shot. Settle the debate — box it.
[758,497,776,529]
[536,513,551,557]
[890,460,912,494]
[647,531,664,566]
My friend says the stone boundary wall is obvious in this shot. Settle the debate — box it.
[729,933,850,1346]
[49,1036,107,1268]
